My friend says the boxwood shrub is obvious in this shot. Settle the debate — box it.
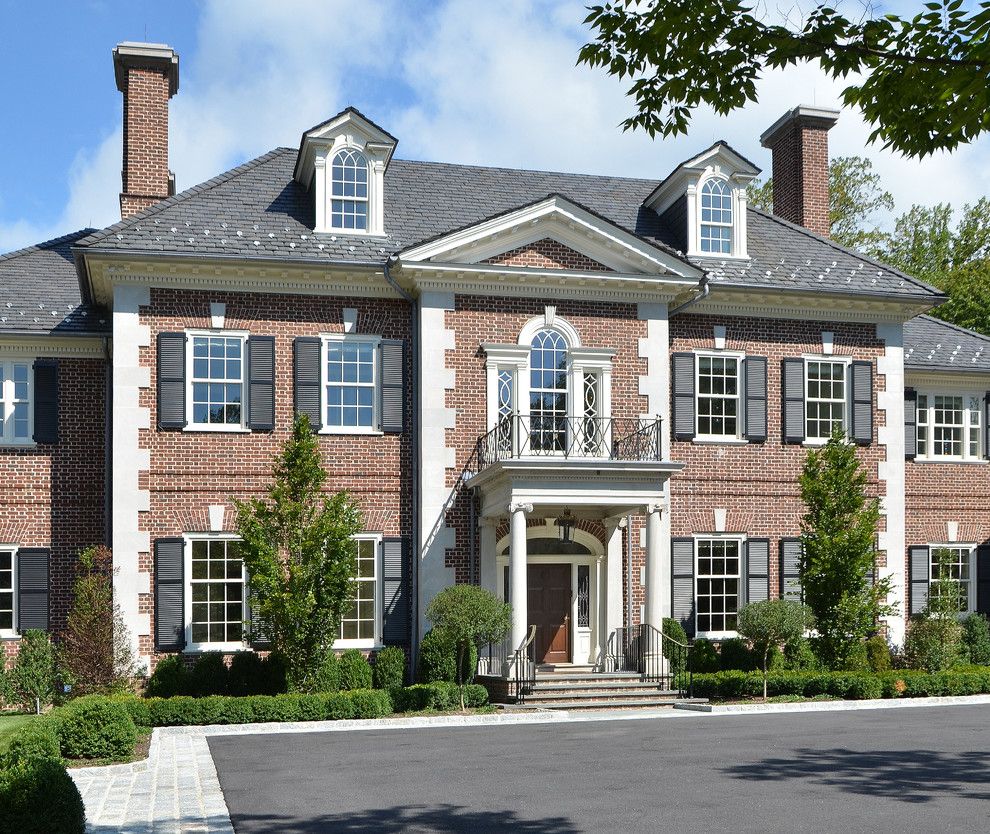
[0,719,61,769]
[392,682,488,712]
[54,695,137,760]
[373,646,407,690]
[0,756,85,834]
[338,649,373,691]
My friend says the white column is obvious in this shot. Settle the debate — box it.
[479,518,498,595]
[606,519,624,634]
[645,503,663,629]
[509,502,532,649]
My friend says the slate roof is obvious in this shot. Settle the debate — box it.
[904,315,990,374]
[0,230,108,335]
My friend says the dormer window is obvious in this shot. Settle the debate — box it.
[331,148,369,231]
[700,179,732,254]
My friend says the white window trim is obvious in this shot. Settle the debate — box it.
[686,170,750,260]
[0,544,18,638]
[184,329,250,433]
[183,533,248,654]
[0,359,34,447]
[802,354,852,446]
[915,390,985,463]
[694,349,745,442]
[335,533,383,650]
[694,533,746,639]
[319,334,383,436]
[313,137,387,237]
[699,177,733,256]
[927,543,977,615]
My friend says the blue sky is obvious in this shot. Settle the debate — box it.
[2,0,989,254]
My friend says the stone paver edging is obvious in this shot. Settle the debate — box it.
[673,693,990,714]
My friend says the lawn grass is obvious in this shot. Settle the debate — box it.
[0,713,37,752]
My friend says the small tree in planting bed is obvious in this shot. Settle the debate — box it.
[235,414,363,693]
[905,548,965,672]
[425,585,511,709]
[11,630,57,713]
[737,599,810,700]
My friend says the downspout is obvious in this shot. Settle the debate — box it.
[382,254,420,670]
[667,274,710,317]
[102,335,113,548]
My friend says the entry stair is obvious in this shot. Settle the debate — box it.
[509,665,707,712]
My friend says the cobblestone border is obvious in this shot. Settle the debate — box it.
[673,693,990,714]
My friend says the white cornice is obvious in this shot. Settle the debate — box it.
[0,334,105,358]
[905,371,990,388]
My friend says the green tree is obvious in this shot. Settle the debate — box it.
[737,599,810,700]
[425,584,511,708]
[234,414,363,693]
[749,156,893,251]
[580,1,990,157]
[11,630,57,713]
[799,428,893,668]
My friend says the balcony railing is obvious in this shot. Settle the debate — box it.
[475,414,663,468]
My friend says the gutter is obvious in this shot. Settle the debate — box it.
[668,275,710,316]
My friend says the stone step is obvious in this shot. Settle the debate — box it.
[534,672,642,683]
[514,697,708,712]
[530,681,675,695]
[524,688,681,703]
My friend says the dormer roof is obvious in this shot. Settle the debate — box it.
[293,106,397,185]
[644,140,761,214]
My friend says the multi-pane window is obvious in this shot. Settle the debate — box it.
[190,336,244,426]
[700,179,732,254]
[696,538,740,634]
[0,550,13,633]
[916,393,982,460]
[189,539,245,646]
[330,148,369,231]
[529,329,568,452]
[339,538,378,644]
[930,546,973,613]
[806,360,846,440]
[697,355,739,437]
[0,362,31,443]
[325,339,376,429]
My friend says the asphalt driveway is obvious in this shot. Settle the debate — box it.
[209,706,990,833]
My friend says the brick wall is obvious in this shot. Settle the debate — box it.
[483,238,613,272]
[120,65,171,219]
[764,119,832,238]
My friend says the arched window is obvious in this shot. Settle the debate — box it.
[330,148,369,231]
[529,329,568,452]
[700,179,732,254]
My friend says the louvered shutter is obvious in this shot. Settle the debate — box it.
[744,539,770,606]
[671,353,696,441]
[909,545,930,616]
[382,537,409,645]
[671,537,695,637]
[743,356,767,442]
[157,332,186,429]
[779,538,803,602]
[293,337,322,431]
[379,340,405,434]
[17,548,49,632]
[976,544,990,616]
[248,585,272,649]
[850,360,873,445]
[246,336,275,431]
[781,359,805,443]
[32,360,58,444]
[154,538,185,651]
[984,394,990,460]
[904,388,918,460]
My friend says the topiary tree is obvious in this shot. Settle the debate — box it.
[737,599,810,700]
[11,630,58,713]
[338,649,373,691]
[799,428,894,669]
[425,584,511,708]
[234,413,364,693]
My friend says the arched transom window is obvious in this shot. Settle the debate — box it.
[331,148,369,231]
[529,329,568,452]
[700,179,732,254]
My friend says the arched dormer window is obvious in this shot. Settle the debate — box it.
[529,329,569,452]
[700,178,732,254]
[331,148,369,231]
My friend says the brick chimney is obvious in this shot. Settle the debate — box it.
[113,42,179,219]
[759,105,839,238]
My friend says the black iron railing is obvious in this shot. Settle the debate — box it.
[475,414,663,468]
[477,625,537,703]
[596,623,694,698]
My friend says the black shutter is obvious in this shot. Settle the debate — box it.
[976,544,990,616]
[157,332,186,430]
[671,353,696,441]
[743,356,767,442]
[671,537,695,637]
[850,360,873,445]
[32,360,58,444]
[154,538,185,651]
[781,359,805,443]
[904,388,918,460]
[293,337,322,431]
[379,340,405,434]
[248,585,272,649]
[744,539,770,606]
[382,537,410,645]
[17,548,49,632]
[246,336,275,431]
[909,545,930,616]
[779,538,803,602]
[984,394,990,460]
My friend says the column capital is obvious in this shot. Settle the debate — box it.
[645,502,664,516]
[508,502,533,515]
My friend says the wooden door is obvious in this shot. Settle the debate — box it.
[528,564,571,664]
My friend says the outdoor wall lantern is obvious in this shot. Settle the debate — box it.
[556,509,576,543]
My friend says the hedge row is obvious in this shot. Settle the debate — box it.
[685,666,990,701]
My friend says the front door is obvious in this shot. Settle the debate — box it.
[528,564,571,664]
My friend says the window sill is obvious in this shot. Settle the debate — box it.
[695,632,739,641]
[183,425,252,434]
[314,229,388,239]
[0,442,37,449]
[912,457,987,465]
[334,640,380,651]
[0,632,21,641]
[692,437,749,446]
[183,642,249,654]
[318,428,384,437]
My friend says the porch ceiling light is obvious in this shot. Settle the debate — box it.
[556,509,576,544]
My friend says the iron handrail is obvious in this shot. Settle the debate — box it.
[512,625,538,703]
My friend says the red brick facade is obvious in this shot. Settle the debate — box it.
[483,238,612,272]
[118,64,173,219]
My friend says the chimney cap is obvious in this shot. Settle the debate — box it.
[113,41,179,97]
[760,105,839,148]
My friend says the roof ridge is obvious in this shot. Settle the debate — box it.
[915,313,990,344]
[0,227,96,262]
[76,148,293,249]
[389,156,661,186]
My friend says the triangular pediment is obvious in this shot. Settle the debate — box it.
[293,106,397,184]
[645,140,761,214]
